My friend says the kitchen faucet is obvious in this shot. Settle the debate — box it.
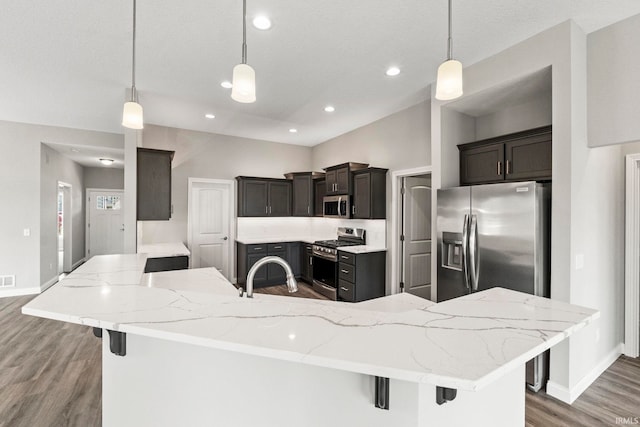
[241,256,298,298]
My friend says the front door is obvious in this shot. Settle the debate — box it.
[87,190,124,258]
[402,176,432,299]
[189,180,232,279]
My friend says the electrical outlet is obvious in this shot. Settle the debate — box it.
[575,254,584,270]
[23,228,30,237]
[595,328,600,343]
[49,263,53,270]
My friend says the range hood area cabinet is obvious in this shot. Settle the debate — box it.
[286,172,325,217]
[237,177,292,217]
[352,168,388,219]
[137,148,174,221]
[324,162,369,196]
[458,125,552,186]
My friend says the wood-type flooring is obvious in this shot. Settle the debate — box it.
[1,287,639,427]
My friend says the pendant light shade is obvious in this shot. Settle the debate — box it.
[231,0,256,103]
[122,0,144,129]
[122,99,144,129]
[435,0,463,101]
[231,63,256,103]
[435,59,463,100]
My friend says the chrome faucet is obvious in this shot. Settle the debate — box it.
[241,256,298,298]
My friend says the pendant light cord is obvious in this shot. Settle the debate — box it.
[447,0,453,60]
[241,0,247,64]
[131,0,138,101]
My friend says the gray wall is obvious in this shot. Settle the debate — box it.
[0,119,122,295]
[140,125,313,244]
[40,144,85,285]
[588,13,640,147]
[311,101,430,172]
[84,166,124,190]
[475,94,552,140]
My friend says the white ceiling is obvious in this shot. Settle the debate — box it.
[1,1,639,147]
[44,142,125,169]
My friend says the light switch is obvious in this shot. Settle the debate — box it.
[23,228,30,237]
[575,254,584,270]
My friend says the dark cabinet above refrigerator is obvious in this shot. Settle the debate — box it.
[458,126,552,185]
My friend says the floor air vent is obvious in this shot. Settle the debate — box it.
[0,275,15,287]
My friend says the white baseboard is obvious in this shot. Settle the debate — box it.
[71,257,86,271]
[0,286,41,298]
[40,276,59,292]
[547,343,623,404]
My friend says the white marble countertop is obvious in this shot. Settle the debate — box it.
[235,236,322,244]
[22,254,598,392]
[338,245,387,254]
[138,242,190,258]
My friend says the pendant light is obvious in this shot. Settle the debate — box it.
[231,0,256,103]
[122,0,144,129]
[435,0,463,101]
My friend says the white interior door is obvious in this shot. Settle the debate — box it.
[402,176,432,299]
[87,190,125,258]
[189,180,231,279]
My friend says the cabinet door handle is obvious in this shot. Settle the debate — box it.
[309,258,313,265]
[341,269,349,274]
[340,287,349,292]
[352,205,355,215]
[254,247,263,251]
[307,205,310,214]
[273,245,282,249]
[506,160,511,175]
[340,255,349,260]
[497,161,502,176]
[265,206,268,214]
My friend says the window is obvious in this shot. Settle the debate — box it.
[97,195,121,210]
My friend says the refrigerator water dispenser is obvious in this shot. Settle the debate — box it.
[441,232,463,271]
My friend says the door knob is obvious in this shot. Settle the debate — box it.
[222,236,228,240]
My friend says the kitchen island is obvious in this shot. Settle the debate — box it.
[22,254,598,427]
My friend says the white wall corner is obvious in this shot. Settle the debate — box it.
[40,276,59,292]
[546,343,623,404]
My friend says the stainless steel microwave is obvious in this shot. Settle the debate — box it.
[323,195,351,218]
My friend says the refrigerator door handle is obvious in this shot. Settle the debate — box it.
[462,214,471,292]
[469,215,480,291]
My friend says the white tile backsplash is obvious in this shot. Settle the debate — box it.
[237,217,387,247]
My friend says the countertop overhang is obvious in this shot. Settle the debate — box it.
[22,254,598,392]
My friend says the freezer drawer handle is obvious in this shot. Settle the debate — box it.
[469,215,480,291]
[374,376,389,410]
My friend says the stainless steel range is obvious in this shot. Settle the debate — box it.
[312,227,365,300]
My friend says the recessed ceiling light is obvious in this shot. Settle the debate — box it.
[220,81,233,89]
[99,158,114,166]
[70,148,80,153]
[324,105,335,113]
[205,113,215,119]
[289,128,298,133]
[252,15,272,30]
[386,66,401,77]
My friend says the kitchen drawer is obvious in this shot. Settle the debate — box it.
[338,279,355,302]
[267,243,286,252]
[339,264,355,283]
[337,251,355,265]
[247,244,267,254]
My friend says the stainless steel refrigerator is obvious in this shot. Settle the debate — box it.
[436,181,551,391]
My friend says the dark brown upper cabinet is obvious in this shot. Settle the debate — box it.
[352,168,388,219]
[137,148,174,221]
[237,177,292,217]
[458,126,552,186]
[324,162,369,195]
[314,178,326,217]
[285,172,324,217]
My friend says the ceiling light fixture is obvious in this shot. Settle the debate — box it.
[435,0,463,101]
[220,81,233,89]
[252,15,271,30]
[205,113,215,119]
[99,158,115,166]
[231,0,256,103]
[289,128,298,133]
[386,66,401,77]
[324,105,335,113]
[122,0,144,129]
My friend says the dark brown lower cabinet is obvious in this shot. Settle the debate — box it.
[237,241,302,288]
[301,243,313,283]
[337,250,386,302]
